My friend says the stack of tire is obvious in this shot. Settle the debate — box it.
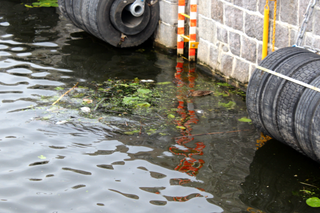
[58,0,159,47]
[247,47,320,163]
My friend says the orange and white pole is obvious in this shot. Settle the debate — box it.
[177,0,185,55]
[189,0,197,61]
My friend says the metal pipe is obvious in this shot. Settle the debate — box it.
[128,0,145,17]
[262,7,270,60]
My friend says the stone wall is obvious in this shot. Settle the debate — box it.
[155,0,320,85]
[154,0,179,49]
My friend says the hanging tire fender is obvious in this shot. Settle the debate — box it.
[95,0,159,47]
[110,0,151,36]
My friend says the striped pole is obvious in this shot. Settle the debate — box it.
[189,0,197,61]
[177,0,185,55]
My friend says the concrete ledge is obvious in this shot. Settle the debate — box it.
[154,21,177,49]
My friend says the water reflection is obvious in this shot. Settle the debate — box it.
[240,140,320,213]
[170,58,205,177]
[0,0,59,43]
[0,2,223,212]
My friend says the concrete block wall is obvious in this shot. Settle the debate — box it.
[154,0,179,49]
[198,0,320,84]
[155,0,320,85]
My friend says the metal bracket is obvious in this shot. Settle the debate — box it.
[189,42,199,49]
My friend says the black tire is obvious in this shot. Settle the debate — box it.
[80,0,101,38]
[260,54,320,151]
[246,47,311,136]
[87,0,105,41]
[64,0,81,28]
[59,0,159,47]
[311,101,320,162]
[58,0,71,21]
[72,0,88,31]
[80,0,94,35]
[295,76,320,162]
[278,60,320,159]
[93,0,159,47]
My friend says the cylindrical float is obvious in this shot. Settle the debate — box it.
[58,0,159,47]
[247,47,320,163]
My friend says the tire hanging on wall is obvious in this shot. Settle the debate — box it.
[247,47,320,163]
[246,47,311,136]
[58,0,160,47]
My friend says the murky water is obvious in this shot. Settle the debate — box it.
[1,1,320,213]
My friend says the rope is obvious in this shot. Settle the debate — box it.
[257,66,320,93]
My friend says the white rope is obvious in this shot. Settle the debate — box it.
[257,65,320,93]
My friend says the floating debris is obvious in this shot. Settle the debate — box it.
[56,120,68,125]
[81,107,91,113]
[188,90,213,97]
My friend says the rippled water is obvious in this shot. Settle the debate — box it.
[1,1,320,213]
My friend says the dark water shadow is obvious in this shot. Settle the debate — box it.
[56,34,163,81]
[240,139,320,213]
[0,0,59,42]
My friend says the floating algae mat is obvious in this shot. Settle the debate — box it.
[35,77,247,137]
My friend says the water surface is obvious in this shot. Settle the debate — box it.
[0,1,319,213]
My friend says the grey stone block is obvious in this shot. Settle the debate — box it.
[273,23,290,48]
[221,54,234,77]
[217,27,228,43]
[245,12,263,41]
[313,37,320,49]
[154,21,177,49]
[159,0,178,26]
[225,5,244,31]
[234,0,243,7]
[234,0,257,11]
[199,0,211,18]
[222,43,229,52]
[211,0,223,23]
[280,0,298,25]
[290,29,298,46]
[304,34,314,47]
[251,65,257,77]
[198,39,211,65]
[245,0,258,11]
[241,36,257,62]
[198,15,216,44]
[314,9,320,36]
[229,31,241,56]
[232,59,249,83]
[209,44,220,69]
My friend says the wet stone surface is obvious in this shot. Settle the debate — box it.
[0,1,320,213]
